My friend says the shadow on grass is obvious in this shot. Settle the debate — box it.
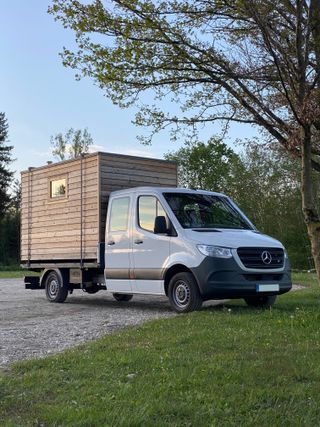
[47,284,320,315]
[202,292,320,315]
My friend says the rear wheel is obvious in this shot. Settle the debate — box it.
[45,271,68,303]
[168,272,202,313]
[244,295,277,308]
[113,293,133,302]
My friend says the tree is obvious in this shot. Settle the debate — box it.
[0,112,13,218]
[0,180,23,267]
[165,138,242,193]
[49,1,320,280]
[167,139,311,269]
[51,128,93,160]
[234,144,311,269]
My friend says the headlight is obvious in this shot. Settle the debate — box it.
[284,250,289,259]
[197,245,233,258]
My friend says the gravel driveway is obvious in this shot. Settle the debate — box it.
[0,279,226,367]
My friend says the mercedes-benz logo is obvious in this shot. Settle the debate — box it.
[261,251,272,264]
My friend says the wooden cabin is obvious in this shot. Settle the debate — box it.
[21,152,177,268]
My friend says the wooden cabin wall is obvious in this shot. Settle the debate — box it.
[21,155,100,263]
[98,153,178,241]
[21,152,178,264]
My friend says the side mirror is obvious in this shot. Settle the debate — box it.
[154,216,167,234]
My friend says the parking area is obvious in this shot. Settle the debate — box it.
[0,279,228,366]
[0,279,177,366]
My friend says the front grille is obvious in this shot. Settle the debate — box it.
[237,247,284,269]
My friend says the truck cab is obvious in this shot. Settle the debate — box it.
[104,187,292,312]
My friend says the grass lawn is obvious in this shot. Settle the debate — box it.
[0,270,27,279]
[0,269,40,279]
[1,272,320,426]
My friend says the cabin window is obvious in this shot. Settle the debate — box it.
[109,197,130,232]
[50,178,67,199]
[138,196,168,233]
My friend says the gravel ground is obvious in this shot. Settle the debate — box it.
[0,279,226,367]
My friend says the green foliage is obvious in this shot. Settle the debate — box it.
[0,211,20,267]
[0,112,13,218]
[0,273,319,426]
[51,127,93,161]
[0,180,21,267]
[235,145,310,269]
[48,1,320,276]
[0,113,18,267]
[165,137,241,192]
[166,140,311,269]
[48,1,320,150]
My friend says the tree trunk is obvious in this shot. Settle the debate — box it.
[301,127,320,280]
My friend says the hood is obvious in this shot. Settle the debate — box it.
[183,229,283,249]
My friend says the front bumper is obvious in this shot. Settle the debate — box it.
[191,256,292,300]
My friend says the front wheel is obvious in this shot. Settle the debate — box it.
[168,272,202,313]
[45,271,68,303]
[244,295,277,308]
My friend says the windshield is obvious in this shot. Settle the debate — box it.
[163,192,253,230]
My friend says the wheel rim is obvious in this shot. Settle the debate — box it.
[48,278,59,299]
[173,280,190,308]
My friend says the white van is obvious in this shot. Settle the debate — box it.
[103,187,291,312]
[24,178,291,313]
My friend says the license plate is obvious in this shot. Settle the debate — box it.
[256,284,279,292]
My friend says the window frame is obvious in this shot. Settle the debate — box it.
[163,192,253,230]
[48,175,68,201]
[137,195,168,234]
[108,196,130,232]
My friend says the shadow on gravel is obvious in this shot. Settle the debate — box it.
[63,296,172,312]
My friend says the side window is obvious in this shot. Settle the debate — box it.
[50,177,67,199]
[138,196,167,233]
[109,197,130,232]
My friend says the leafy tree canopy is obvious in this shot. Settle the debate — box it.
[166,139,311,269]
[49,0,320,155]
[49,0,320,279]
[51,127,94,161]
[165,137,241,193]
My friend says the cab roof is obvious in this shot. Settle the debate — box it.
[110,187,227,198]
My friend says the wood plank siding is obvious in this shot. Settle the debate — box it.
[21,152,177,267]
[21,154,100,264]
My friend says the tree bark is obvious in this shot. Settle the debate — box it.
[301,127,320,279]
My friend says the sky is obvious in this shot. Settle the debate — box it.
[1,0,257,179]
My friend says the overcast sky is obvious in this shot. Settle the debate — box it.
[1,0,257,179]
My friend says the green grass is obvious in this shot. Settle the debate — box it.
[0,271,40,279]
[0,270,26,279]
[0,267,40,279]
[0,272,320,426]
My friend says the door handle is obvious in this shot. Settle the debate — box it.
[134,239,143,245]
[107,240,115,246]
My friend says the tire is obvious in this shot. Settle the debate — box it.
[85,284,100,294]
[113,293,133,302]
[168,272,202,313]
[45,271,68,303]
[244,295,277,308]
